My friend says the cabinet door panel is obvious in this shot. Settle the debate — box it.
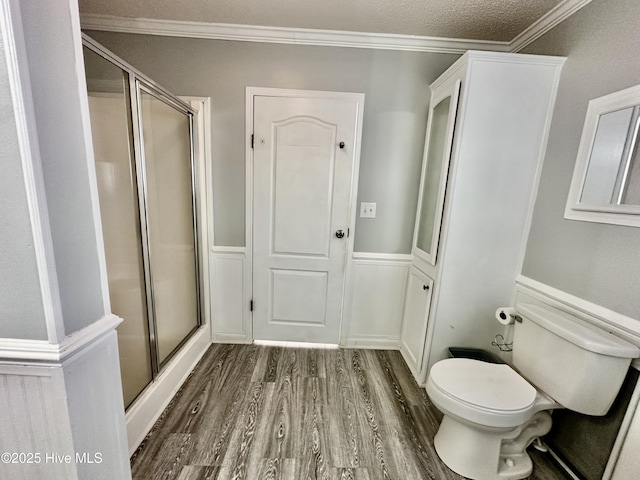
[413,79,461,265]
[400,267,434,376]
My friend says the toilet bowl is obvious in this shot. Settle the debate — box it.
[425,303,640,480]
[426,358,557,480]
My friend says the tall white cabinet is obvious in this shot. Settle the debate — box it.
[400,51,565,384]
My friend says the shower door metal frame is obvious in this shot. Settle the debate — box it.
[82,34,203,389]
[132,80,202,371]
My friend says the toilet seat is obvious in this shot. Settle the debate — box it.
[427,358,538,428]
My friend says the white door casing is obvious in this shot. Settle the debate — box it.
[251,91,364,343]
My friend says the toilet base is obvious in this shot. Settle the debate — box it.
[433,411,553,480]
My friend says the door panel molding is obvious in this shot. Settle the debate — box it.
[246,87,365,344]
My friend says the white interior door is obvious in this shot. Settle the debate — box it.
[252,93,362,343]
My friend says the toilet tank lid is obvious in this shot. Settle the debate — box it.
[516,303,640,358]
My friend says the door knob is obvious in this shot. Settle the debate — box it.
[335,229,345,239]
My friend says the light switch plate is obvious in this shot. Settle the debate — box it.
[360,202,376,218]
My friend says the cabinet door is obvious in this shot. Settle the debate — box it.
[413,79,461,266]
[400,267,434,376]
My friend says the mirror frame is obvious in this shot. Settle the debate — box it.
[565,83,640,227]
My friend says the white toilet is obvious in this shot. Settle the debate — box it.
[426,303,639,480]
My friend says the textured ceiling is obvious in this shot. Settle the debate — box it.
[78,0,565,42]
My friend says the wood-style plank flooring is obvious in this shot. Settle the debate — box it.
[131,344,571,480]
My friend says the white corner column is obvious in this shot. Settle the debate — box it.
[0,1,131,479]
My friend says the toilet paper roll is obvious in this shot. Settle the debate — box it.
[496,307,517,325]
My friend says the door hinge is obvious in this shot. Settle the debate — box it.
[250,299,254,312]
[251,134,254,149]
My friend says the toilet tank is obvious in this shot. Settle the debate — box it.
[513,303,639,416]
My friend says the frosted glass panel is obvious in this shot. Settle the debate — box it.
[140,91,200,365]
[84,47,152,408]
[416,96,452,256]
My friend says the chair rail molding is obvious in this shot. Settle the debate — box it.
[0,313,122,363]
[514,275,640,363]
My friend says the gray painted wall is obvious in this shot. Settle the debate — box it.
[85,31,459,253]
[0,31,47,340]
[21,2,106,335]
[521,0,640,320]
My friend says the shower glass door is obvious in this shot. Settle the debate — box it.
[83,38,202,410]
[83,47,152,408]
[137,86,200,366]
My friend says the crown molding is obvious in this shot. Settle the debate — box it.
[80,0,591,54]
[80,14,510,54]
[510,0,593,52]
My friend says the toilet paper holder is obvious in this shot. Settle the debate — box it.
[491,334,513,352]
[496,307,523,325]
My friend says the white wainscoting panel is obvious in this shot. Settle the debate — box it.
[211,247,251,342]
[0,365,76,479]
[342,253,411,348]
[62,330,131,480]
[0,317,131,479]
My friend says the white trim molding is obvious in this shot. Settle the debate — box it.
[80,13,508,54]
[515,276,640,361]
[1,0,65,343]
[564,84,640,228]
[125,325,210,454]
[351,252,413,262]
[80,0,593,54]
[181,96,214,341]
[246,87,365,347]
[212,245,247,254]
[0,314,122,364]
[510,0,593,52]
[0,329,132,480]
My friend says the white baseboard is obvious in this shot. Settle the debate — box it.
[212,333,253,344]
[342,335,400,350]
[124,326,210,455]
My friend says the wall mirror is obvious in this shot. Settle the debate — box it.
[565,84,640,227]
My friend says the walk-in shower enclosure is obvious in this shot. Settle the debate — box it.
[82,35,202,408]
